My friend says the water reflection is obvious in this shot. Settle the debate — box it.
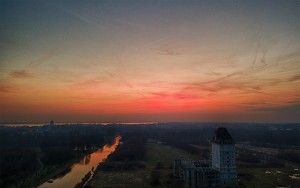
[39,136,121,188]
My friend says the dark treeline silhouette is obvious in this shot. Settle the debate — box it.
[0,148,41,187]
[0,125,116,148]
[0,125,117,188]
[140,123,300,148]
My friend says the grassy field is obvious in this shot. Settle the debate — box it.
[89,142,300,188]
[89,142,198,188]
[146,142,198,166]
[238,167,300,188]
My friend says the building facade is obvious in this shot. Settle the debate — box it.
[173,127,237,188]
[211,127,237,186]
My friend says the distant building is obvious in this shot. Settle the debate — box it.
[49,120,54,126]
[173,127,237,188]
[211,128,237,186]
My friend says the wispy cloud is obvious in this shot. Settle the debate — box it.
[0,83,16,93]
[254,103,300,113]
[182,77,263,95]
[27,48,58,67]
[289,74,300,82]
[154,46,181,56]
[10,70,34,79]
[150,91,198,100]
[0,76,19,93]
[72,79,104,88]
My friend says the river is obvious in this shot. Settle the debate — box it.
[38,136,121,188]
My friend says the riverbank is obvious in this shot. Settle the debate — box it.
[0,125,118,188]
[38,136,121,188]
[25,153,86,187]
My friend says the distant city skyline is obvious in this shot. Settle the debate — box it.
[1,0,299,123]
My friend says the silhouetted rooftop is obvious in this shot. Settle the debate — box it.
[212,127,234,144]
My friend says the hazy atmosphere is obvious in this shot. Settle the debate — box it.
[1,1,300,188]
[1,0,300,122]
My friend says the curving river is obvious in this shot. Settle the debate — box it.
[38,136,121,188]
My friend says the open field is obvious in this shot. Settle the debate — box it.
[89,142,198,188]
[238,167,300,188]
[90,141,300,188]
[146,142,198,166]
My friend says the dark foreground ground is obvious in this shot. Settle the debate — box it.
[88,124,300,188]
[0,123,299,188]
[89,142,300,188]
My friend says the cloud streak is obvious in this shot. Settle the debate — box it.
[154,46,181,56]
[27,48,58,68]
[10,70,34,79]
[289,74,300,82]
[0,83,16,93]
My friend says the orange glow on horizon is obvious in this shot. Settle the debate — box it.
[1,1,299,123]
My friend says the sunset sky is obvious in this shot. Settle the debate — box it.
[1,0,299,123]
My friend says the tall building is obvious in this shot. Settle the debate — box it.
[49,120,54,126]
[211,128,237,186]
[173,127,237,188]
